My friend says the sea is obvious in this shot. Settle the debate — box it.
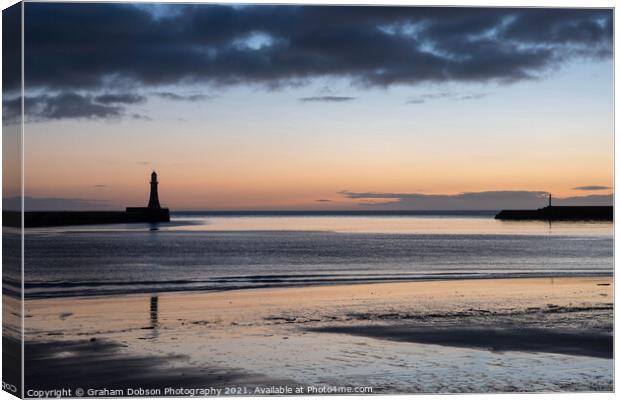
[13,211,613,299]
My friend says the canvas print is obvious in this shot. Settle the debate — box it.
[2,1,614,397]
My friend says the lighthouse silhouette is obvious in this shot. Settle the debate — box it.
[148,171,161,209]
[126,171,170,222]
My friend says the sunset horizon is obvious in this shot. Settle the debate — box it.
[8,182,614,211]
[2,4,612,211]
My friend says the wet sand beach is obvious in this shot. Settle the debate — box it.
[19,276,613,394]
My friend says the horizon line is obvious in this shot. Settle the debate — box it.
[14,208,614,214]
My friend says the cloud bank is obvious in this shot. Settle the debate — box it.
[4,4,611,121]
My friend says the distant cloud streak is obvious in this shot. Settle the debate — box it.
[300,96,355,103]
[3,196,109,211]
[153,92,212,102]
[94,93,147,105]
[572,185,611,191]
[339,190,612,210]
[406,92,488,104]
[458,93,488,101]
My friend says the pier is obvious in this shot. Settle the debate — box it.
[495,206,612,221]
[4,171,170,228]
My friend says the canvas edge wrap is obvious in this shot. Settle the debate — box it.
[2,1,24,398]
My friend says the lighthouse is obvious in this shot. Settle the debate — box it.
[148,171,161,209]
[125,171,170,222]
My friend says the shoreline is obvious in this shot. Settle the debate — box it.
[22,276,614,393]
[22,273,614,301]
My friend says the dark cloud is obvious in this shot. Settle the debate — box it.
[573,185,611,191]
[153,92,212,102]
[94,93,147,104]
[19,4,612,98]
[3,92,151,122]
[2,3,21,96]
[300,96,355,102]
[2,97,22,124]
[501,8,613,46]
[93,184,107,188]
[315,199,332,202]
[29,93,123,121]
[339,190,612,210]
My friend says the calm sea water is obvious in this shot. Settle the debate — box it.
[16,212,613,299]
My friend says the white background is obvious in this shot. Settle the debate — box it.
[0,1,616,399]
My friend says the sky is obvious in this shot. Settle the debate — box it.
[2,3,614,210]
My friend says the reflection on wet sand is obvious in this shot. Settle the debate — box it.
[149,295,159,339]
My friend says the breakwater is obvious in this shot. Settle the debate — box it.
[3,209,170,228]
[495,206,612,221]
